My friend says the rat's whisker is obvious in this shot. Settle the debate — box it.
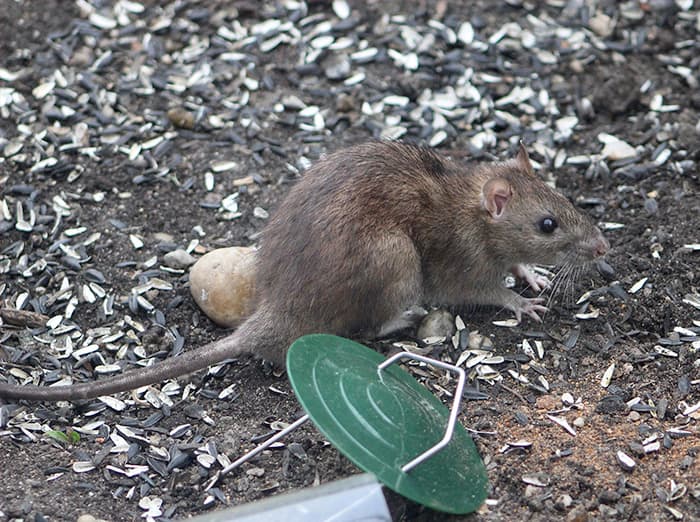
[548,259,573,308]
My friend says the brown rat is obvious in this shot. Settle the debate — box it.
[0,141,609,401]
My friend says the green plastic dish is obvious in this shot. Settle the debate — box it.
[286,334,488,515]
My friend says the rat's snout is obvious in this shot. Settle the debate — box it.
[592,234,609,258]
[580,230,609,260]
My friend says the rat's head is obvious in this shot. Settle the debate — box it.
[480,144,609,267]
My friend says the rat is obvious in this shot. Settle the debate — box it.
[0,141,609,402]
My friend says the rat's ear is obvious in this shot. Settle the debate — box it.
[481,177,512,219]
[515,141,535,176]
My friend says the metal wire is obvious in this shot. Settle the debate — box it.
[377,352,466,473]
[219,414,310,476]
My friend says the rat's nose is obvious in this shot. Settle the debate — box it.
[593,235,609,257]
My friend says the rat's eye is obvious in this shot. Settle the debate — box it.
[538,216,558,234]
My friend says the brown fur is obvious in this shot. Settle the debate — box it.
[0,142,608,401]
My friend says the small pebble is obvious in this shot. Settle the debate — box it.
[323,54,351,80]
[163,249,197,269]
[417,309,455,340]
[555,494,573,510]
[524,485,541,498]
[468,331,493,350]
[167,107,195,129]
[589,12,615,38]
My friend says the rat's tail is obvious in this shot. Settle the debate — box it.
[0,309,280,402]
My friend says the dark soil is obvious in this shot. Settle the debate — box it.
[1,1,699,521]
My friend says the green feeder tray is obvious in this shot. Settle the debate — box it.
[286,334,488,515]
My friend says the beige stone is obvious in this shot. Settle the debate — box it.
[189,246,257,328]
[588,12,615,38]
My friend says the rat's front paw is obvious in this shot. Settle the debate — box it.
[511,264,551,293]
[508,297,548,322]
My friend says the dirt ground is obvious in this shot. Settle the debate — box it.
[1,1,699,521]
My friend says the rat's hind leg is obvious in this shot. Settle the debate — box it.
[356,232,424,336]
[376,305,427,338]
